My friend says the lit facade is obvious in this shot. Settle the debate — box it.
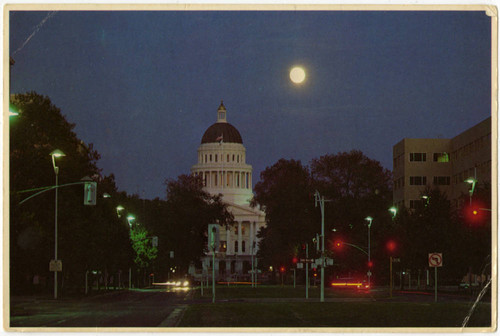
[393,117,491,210]
[190,102,266,281]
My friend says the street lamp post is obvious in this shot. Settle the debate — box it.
[365,216,373,287]
[314,191,331,303]
[126,214,135,289]
[50,149,65,299]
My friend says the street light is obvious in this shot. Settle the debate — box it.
[116,205,125,218]
[50,149,65,299]
[365,216,373,287]
[314,190,332,302]
[421,195,430,207]
[389,206,397,219]
[465,177,477,205]
[127,214,136,228]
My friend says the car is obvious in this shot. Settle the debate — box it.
[330,277,370,290]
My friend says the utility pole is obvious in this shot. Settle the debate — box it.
[315,190,331,303]
[305,243,309,299]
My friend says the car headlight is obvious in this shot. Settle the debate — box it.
[183,281,189,287]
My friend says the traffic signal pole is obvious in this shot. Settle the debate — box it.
[390,256,393,298]
[315,191,326,303]
[306,243,309,299]
[321,196,325,303]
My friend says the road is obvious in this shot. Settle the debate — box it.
[9,288,190,328]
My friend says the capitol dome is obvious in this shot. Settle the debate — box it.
[201,101,243,144]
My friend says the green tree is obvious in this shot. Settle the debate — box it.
[252,159,317,271]
[10,92,131,294]
[310,150,393,279]
[163,174,233,275]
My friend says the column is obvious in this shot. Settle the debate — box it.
[226,260,231,279]
[238,222,242,256]
[250,220,254,256]
[226,225,230,254]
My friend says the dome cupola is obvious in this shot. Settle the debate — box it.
[201,100,243,144]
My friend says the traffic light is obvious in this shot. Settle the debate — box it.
[313,268,317,277]
[334,240,342,249]
[367,261,373,268]
[207,224,219,251]
[292,256,298,264]
[386,240,397,254]
[464,202,488,225]
[280,266,286,273]
[84,182,97,206]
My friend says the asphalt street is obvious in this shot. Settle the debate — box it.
[9,288,190,328]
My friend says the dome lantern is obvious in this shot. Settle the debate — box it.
[217,100,227,123]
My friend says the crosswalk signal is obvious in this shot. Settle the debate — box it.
[84,182,97,206]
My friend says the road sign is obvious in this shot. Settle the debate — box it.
[326,258,334,266]
[297,263,304,269]
[367,271,372,276]
[428,253,443,267]
[300,258,314,263]
[392,258,401,263]
[49,260,62,272]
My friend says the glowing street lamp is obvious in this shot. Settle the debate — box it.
[421,195,430,207]
[127,214,136,228]
[116,205,125,218]
[465,177,477,205]
[389,206,397,218]
[50,149,65,299]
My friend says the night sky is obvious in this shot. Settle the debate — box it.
[9,9,492,199]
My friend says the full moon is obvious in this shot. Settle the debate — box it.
[290,67,306,84]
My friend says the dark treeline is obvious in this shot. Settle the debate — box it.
[10,92,490,296]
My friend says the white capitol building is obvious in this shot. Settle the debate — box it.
[190,101,266,281]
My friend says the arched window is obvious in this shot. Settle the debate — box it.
[234,241,238,253]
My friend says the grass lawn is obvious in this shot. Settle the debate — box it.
[180,285,492,328]
[179,301,491,328]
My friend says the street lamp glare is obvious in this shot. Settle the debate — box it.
[116,205,124,211]
[127,215,135,221]
[389,207,397,217]
[465,177,477,184]
[50,149,66,158]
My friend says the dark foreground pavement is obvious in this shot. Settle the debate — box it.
[9,288,191,329]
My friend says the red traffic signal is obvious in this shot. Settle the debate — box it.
[292,257,298,264]
[386,240,397,253]
[465,203,486,224]
[280,266,286,273]
[367,261,373,268]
